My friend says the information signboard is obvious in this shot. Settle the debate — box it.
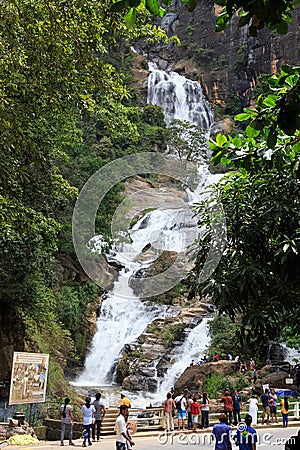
[9,352,49,405]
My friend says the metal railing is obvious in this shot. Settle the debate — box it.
[44,401,300,436]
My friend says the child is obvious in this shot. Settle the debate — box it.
[190,397,201,432]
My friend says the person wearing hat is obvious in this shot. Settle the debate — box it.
[221,391,233,425]
[212,413,232,450]
[235,414,257,450]
[114,405,135,450]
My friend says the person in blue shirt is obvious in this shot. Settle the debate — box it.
[212,413,232,450]
[235,414,257,450]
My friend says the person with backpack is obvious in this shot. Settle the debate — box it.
[60,397,75,446]
[174,391,187,430]
[235,414,257,450]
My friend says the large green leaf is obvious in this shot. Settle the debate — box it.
[125,7,137,27]
[146,0,166,16]
[234,112,256,121]
[216,134,228,146]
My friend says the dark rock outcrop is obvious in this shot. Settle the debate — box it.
[135,1,300,112]
[174,360,237,394]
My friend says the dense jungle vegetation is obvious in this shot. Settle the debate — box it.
[0,0,299,398]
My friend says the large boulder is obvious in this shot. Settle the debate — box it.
[174,360,237,394]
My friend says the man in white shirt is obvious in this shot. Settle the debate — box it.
[114,405,135,450]
[174,391,187,431]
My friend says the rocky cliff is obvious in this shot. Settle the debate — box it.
[137,1,300,112]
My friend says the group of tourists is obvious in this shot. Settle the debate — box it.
[162,384,292,434]
[163,388,210,432]
[259,388,290,427]
[60,393,134,449]
[212,412,257,450]
[60,393,107,447]
[221,387,291,428]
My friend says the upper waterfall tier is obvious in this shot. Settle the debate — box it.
[147,66,214,129]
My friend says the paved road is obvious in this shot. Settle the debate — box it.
[6,425,300,450]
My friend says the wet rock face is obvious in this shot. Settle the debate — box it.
[177,3,300,109]
[135,2,300,111]
[122,374,158,392]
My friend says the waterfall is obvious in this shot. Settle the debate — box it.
[77,267,177,385]
[147,64,214,129]
[153,317,211,402]
[75,63,218,400]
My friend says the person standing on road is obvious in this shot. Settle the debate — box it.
[92,392,107,442]
[60,397,75,446]
[212,413,232,450]
[187,393,194,430]
[81,396,95,447]
[235,414,257,450]
[199,392,210,429]
[221,391,233,425]
[248,395,258,426]
[281,395,289,427]
[190,397,200,432]
[260,389,270,425]
[269,389,278,424]
[163,392,175,432]
[232,390,243,425]
[114,405,135,450]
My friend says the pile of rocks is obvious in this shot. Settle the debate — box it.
[0,418,36,441]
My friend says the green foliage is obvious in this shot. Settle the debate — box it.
[162,323,186,347]
[224,93,243,117]
[110,0,173,25]
[190,66,300,346]
[167,120,208,162]
[252,73,273,99]
[55,282,100,331]
[0,0,170,389]
[280,326,300,350]
[203,372,249,399]
[194,47,215,67]
[214,1,298,36]
[207,313,259,360]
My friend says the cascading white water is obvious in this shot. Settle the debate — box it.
[147,64,214,129]
[77,267,177,385]
[153,318,211,403]
[75,62,218,403]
